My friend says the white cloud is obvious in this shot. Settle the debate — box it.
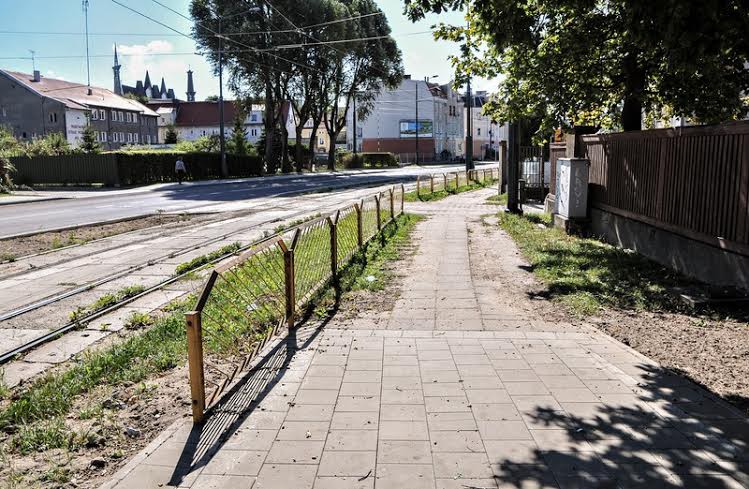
[116,40,188,93]
[118,40,174,56]
[45,70,67,81]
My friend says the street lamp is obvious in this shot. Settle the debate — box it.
[215,6,261,178]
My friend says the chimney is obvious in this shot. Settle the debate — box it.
[403,74,411,80]
[32,70,41,82]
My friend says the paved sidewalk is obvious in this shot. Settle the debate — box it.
[104,190,748,489]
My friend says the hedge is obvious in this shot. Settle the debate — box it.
[340,152,399,169]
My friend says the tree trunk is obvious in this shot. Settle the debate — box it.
[327,139,336,171]
[621,51,645,132]
[264,82,275,173]
[294,128,304,173]
[621,95,643,132]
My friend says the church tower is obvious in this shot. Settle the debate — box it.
[186,69,196,102]
[113,44,122,95]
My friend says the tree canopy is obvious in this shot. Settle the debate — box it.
[404,0,749,133]
[191,0,403,171]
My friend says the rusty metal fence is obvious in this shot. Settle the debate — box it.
[186,185,406,422]
[415,167,499,197]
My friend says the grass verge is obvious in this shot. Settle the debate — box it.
[404,179,497,202]
[69,285,146,322]
[496,212,692,317]
[486,192,508,205]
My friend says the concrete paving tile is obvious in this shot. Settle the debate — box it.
[380,404,427,421]
[423,382,465,397]
[301,376,341,391]
[471,403,522,422]
[202,450,267,476]
[436,479,498,489]
[425,396,470,413]
[317,450,375,477]
[375,463,435,489]
[276,421,329,441]
[335,395,380,412]
[381,388,424,404]
[191,474,256,489]
[378,440,433,464]
[253,464,317,489]
[265,441,323,464]
[433,452,493,479]
[222,429,276,451]
[422,370,462,383]
[313,477,373,489]
[430,430,484,452]
[343,370,381,383]
[484,440,540,465]
[427,412,478,431]
[240,411,287,431]
[284,405,334,422]
[505,382,551,396]
[111,463,201,488]
[23,329,109,364]
[379,420,429,440]
[324,430,378,451]
[383,376,422,390]
[477,420,533,440]
[330,411,378,430]
[339,382,381,396]
[466,389,512,404]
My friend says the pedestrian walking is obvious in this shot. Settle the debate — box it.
[175,157,186,184]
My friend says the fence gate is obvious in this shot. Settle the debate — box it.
[518,145,546,201]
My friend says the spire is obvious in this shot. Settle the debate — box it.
[113,44,122,95]
[144,70,151,90]
[186,68,196,102]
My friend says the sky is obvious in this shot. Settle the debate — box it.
[0,0,496,100]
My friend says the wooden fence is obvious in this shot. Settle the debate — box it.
[548,142,567,199]
[580,122,749,256]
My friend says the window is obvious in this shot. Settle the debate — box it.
[132,113,137,124]
[126,133,132,143]
[125,113,131,123]
[133,133,139,143]
[146,134,151,144]
[477,128,481,136]
[112,132,118,143]
[100,110,106,120]
[99,131,107,142]
[251,128,257,136]
[49,112,57,123]
[91,110,98,121]
[318,137,324,145]
[251,114,258,122]
[119,132,125,142]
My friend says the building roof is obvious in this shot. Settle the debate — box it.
[175,101,239,126]
[1,69,159,116]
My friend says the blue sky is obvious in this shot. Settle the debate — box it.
[0,0,495,99]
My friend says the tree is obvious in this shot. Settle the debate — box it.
[80,124,101,153]
[164,125,179,144]
[405,0,749,132]
[124,92,148,104]
[229,105,248,155]
[205,95,219,102]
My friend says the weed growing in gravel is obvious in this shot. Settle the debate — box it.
[486,193,508,205]
[497,212,691,316]
[174,242,242,275]
[69,285,146,322]
[124,311,154,330]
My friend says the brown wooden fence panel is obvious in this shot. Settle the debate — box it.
[581,122,749,256]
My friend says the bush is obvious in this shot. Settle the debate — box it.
[340,152,398,169]
[0,155,14,192]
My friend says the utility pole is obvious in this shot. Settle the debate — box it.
[83,0,92,95]
[217,16,228,178]
[465,76,473,171]
[352,95,357,154]
[506,121,521,214]
[415,80,419,164]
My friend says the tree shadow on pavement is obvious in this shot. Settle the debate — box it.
[491,363,749,488]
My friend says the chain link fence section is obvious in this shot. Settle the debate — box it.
[185,185,406,423]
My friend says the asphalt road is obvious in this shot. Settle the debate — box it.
[0,164,494,238]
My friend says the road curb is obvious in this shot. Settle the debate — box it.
[0,196,67,207]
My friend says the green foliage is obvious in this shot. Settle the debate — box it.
[174,242,242,276]
[80,124,101,154]
[124,311,154,330]
[406,0,749,132]
[340,152,399,169]
[486,193,508,205]
[24,132,72,156]
[123,92,148,104]
[229,107,249,156]
[164,125,178,144]
[496,212,690,316]
[0,126,21,156]
[69,285,146,322]
[114,151,263,184]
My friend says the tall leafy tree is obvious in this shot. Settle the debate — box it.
[404,0,749,132]
[229,105,249,155]
[164,125,179,144]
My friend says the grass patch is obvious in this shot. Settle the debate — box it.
[405,178,497,202]
[496,212,691,317]
[124,311,154,330]
[274,213,321,234]
[0,252,15,263]
[486,193,508,205]
[69,285,146,322]
[174,242,242,276]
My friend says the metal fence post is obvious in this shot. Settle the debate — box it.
[356,202,364,248]
[185,311,205,424]
[282,233,298,329]
[430,175,434,193]
[443,173,447,191]
[416,176,421,196]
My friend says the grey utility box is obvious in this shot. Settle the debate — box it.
[554,158,590,219]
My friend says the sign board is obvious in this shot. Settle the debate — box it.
[399,119,433,138]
